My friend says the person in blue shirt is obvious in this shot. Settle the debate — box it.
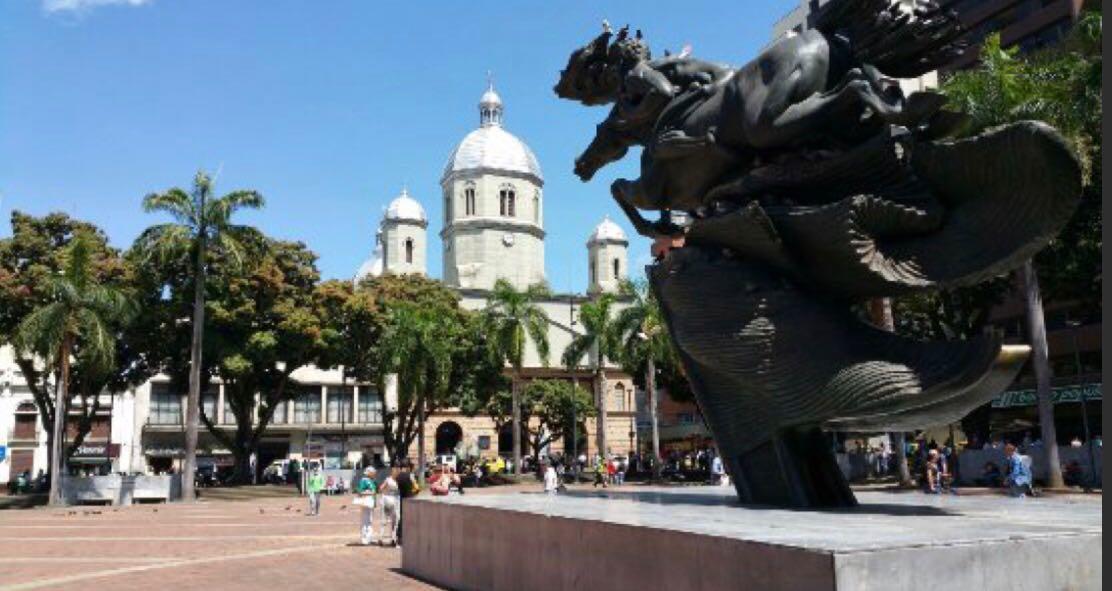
[356,467,378,545]
[1004,443,1032,497]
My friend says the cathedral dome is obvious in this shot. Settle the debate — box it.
[588,216,627,243]
[441,82,543,184]
[355,228,385,281]
[384,187,427,224]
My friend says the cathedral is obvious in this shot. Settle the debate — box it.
[354,81,640,462]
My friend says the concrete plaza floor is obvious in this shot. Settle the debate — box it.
[0,483,1101,590]
[0,490,437,591]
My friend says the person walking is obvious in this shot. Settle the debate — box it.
[379,467,401,547]
[307,466,325,516]
[356,467,378,545]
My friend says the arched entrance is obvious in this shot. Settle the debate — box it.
[435,421,463,455]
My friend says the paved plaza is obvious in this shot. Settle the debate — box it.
[0,491,437,591]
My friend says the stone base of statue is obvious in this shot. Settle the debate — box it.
[401,486,1101,591]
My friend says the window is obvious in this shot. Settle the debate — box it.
[358,389,383,423]
[612,383,626,411]
[14,402,36,440]
[613,258,620,280]
[271,401,287,424]
[326,386,354,423]
[444,193,451,224]
[201,390,217,423]
[533,191,540,223]
[590,261,597,284]
[222,394,237,424]
[404,238,414,264]
[294,388,322,424]
[465,186,476,216]
[499,187,515,217]
[149,384,182,425]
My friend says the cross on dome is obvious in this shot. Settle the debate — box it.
[479,73,504,127]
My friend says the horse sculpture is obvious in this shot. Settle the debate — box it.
[555,0,1081,508]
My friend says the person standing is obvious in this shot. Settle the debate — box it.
[356,467,378,545]
[379,467,401,546]
[544,463,559,495]
[307,466,325,516]
[1004,443,1032,497]
[395,464,417,547]
[593,456,608,488]
[711,454,725,485]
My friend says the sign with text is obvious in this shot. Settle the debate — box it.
[993,383,1102,409]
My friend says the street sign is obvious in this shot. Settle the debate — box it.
[0,445,7,462]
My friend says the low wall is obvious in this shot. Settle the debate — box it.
[63,474,180,505]
[957,447,1103,484]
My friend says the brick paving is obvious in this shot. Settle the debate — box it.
[0,490,440,591]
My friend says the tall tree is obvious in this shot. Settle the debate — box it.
[0,213,147,504]
[377,302,454,484]
[939,19,1101,487]
[13,233,134,505]
[611,281,671,480]
[201,238,325,483]
[134,170,264,500]
[344,274,501,471]
[563,293,619,461]
[482,279,551,476]
[486,379,595,465]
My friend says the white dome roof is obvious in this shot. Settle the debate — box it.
[588,216,627,243]
[441,82,543,183]
[384,187,426,223]
[355,242,384,282]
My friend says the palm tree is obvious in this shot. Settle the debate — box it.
[378,303,453,484]
[15,233,134,506]
[611,281,668,480]
[135,170,264,501]
[563,293,619,464]
[482,279,550,476]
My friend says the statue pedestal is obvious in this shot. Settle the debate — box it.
[401,487,1100,590]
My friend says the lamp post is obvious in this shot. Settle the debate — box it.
[1066,319,1096,488]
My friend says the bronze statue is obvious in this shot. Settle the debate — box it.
[556,0,1081,507]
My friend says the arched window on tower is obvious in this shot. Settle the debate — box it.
[533,191,540,224]
[613,258,621,280]
[500,187,516,217]
[404,238,414,264]
[590,260,597,284]
[465,186,476,216]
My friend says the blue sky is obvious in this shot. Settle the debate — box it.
[1,0,795,293]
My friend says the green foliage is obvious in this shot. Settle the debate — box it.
[940,16,1102,312]
[562,293,618,370]
[487,379,595,460]
[483,279,552,371]
[0,212,144,462]
[353,273,504,461]
[609,280,693,401]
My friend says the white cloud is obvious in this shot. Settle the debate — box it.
[42,0,151,14]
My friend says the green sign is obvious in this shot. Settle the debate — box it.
[992,383,1102,409]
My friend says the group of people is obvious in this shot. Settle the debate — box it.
[302,463,418,547]
[591,455,627,488]
[6,470,46,495]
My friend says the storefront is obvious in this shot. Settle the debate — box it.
[68,443,120,476]
[988,383,1102,443]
